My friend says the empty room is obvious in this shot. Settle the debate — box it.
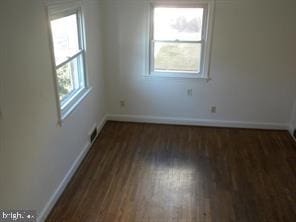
[1,0,296,221]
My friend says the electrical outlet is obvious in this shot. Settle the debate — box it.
[187,89,193,96]
[120,100,125,107]
[211,106,216,113]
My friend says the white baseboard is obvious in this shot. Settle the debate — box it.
[38,115,107,222]
[289,124,296,142]
[289,125,294,135]
[106,114,288,130]
[97,115,107,134]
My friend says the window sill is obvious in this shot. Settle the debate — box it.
[58,87,92,125]
[145,72,211,81]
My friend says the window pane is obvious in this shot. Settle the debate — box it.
[56,55,84,102]
[154,42,201,72]
[154,7,204,41]
[51,14,80,65]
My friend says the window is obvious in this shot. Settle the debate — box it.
[49,8,89,120]
[150,4,213,78]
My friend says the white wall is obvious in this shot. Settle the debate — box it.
[0,0,105,220]
[103,0,296,129]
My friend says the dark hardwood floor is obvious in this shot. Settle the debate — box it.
[46,121,296,222]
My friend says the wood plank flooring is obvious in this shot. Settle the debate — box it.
[46,121,296,222]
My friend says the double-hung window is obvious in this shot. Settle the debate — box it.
[49,8,89,120]
[150,4,213,78]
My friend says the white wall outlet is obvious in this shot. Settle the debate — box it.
[187,89,193,96]
[120,100,125,107]
[211,106,217,113]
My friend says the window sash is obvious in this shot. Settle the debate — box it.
[58,52,85,106]
[150,4,208,76]
[151,41,204,74]
[51,10,84,65]
[56,50,84,69]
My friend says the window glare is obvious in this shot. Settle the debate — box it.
[51,14,80,65]
[154,7,204,41]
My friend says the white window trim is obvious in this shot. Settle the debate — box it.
[46,2,91,125]
[147,1,215,80]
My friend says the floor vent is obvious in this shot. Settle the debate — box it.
[90,127,98,144]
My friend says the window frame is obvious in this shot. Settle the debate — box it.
[48,6,91,123]
[148,3,213,79]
